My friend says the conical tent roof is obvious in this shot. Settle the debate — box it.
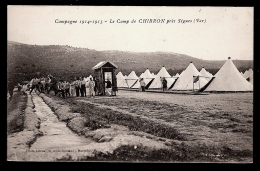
[127,71,139,79]
[208,71,213,77]
[200,68,212,81]
[149,67,175,89]
[139,73,144,78]
[116,72,128,88]
[243,70,249,78]
[132,69,154,88]
[248,68,253,74]
[172,62,208,90]
[245,73,253,85]
[200,68,211,77]
[116,72,124,79]
[126,71,139,88]
[142,69,154,78]
[175,73,180,77]
[203,58,253,91]
[244,69,253,79]
[244,69,253,85]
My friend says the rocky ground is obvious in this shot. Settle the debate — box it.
[7,89,253,162]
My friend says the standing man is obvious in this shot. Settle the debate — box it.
[75,77,80,97]
[57,80,65,98]
[89,77,95,98]
[70,80,75,97]
[162,77,167,92]
[105,79,112,96]
[30,77,40,94]
[93,77,98,96]
[65,80,71,97]
[80,77,86,97]
[40,76,46,93]
[140,78,146,92]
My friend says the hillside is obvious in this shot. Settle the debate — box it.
[7,41,253,83]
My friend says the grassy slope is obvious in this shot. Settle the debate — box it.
[7,41,253,83]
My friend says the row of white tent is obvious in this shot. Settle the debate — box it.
[116,57,253,92]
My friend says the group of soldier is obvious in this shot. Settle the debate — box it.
[25,75,97,98]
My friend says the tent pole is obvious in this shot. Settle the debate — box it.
[199,76,200,91]
[193,76,194,93]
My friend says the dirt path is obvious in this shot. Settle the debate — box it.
[24,93,94,161]
[24,93,170,161]
[30,94,93,149]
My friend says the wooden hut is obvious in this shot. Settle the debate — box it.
[92,61,118,96]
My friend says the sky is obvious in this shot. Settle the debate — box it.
[7,6,253,60]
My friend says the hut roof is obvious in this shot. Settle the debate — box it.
[92,61,118,70]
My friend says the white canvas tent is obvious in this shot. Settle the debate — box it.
[200,67,212,81]
[172,62,209,91]
[175,73,180,77]
[116,72,128,88]
[131,68,155,89]
[202,57,253,91]
[149,66,176,89]
[244,69,253,85]
[208,72,213,77]
[139,73,144,78]
[125,71,139,88]
[247,74,253,85]
[243,70,249,79]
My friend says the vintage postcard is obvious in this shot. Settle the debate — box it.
[7,6,253,162]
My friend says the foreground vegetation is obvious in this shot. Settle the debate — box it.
[7,91,27,134]
[47,92,253,162]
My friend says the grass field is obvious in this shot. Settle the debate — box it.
[51,90,253,162]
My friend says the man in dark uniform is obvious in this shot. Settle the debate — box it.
[162,77,167,91]
[93,77,98,95]
[105,79,112,96]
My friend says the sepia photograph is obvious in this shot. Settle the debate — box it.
[7,6,253,162]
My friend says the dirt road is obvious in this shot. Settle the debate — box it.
[30,94,93,149]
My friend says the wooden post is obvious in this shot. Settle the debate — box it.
[198,76,200,91]
[193,76,194,93]
[101,67,104,95]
